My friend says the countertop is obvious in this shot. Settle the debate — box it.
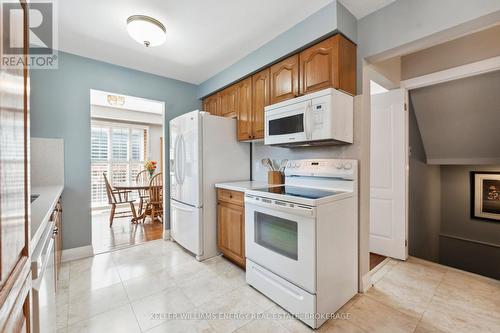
[31,185,63,254]
[214,181,272,192]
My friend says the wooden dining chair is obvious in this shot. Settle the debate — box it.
[143,173,163,223]
[103,173,137,226]
[135,169,150,216]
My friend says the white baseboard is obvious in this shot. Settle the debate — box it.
[163,229,171,240]
[360,271,372,293]
[61,245,94,263]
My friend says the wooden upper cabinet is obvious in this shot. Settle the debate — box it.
[270,54,299,104]
[236,77,252,141]
[219,85,238,117]
[202,93,220,116]
[251,68,270,140]
[300,34,356,96]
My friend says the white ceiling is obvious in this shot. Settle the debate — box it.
[59,0,395,84]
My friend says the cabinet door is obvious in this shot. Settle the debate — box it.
[300,36,338,95]
[217,202,245,267]
[219,85,238,118]
[270,54,299,104]
[203,94,220,116]
[251,68,270,140]
[300,35,356,96]
[236,77,253,141]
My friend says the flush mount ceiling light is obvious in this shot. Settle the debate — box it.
[127,15,166,47]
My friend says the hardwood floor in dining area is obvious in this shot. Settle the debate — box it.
[92,210,164,254]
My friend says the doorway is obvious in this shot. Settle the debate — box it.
[89,90,165,254]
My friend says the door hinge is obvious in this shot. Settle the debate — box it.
[404,103,407,111]
[405,240,408,247]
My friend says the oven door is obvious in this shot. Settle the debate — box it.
[265,100,312,145]
[245,196,316,293]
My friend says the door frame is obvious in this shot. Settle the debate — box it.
[365,54,500,286]
[88,90,167,252]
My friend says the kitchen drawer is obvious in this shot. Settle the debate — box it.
[246,259,316,328]
[217,188,244,206]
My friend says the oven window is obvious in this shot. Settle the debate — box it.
[268,114,304,136]
[254,212,298,260]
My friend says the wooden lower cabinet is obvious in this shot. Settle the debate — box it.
[217,189,245,268]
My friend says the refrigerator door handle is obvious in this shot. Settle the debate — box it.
[179,134,186,184]
[173,135,181,185]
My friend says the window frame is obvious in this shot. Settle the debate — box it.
[91,120,150,208]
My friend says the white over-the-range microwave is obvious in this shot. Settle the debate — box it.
[264,88,353,147]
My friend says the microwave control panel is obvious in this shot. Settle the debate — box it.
[311,102,326,128]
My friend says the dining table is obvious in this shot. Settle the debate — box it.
[113,181,162,223]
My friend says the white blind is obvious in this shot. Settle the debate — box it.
[91,121,149,208]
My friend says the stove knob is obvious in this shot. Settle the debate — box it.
[336,163,343,169]
[344,162,352,170]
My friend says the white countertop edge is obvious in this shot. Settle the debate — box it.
[214,181,273,192]
[31,185,64,255]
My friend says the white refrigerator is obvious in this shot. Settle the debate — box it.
[170,110,250,261]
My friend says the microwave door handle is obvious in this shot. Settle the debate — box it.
[305,102,312,140]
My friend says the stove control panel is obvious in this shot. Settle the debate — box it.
[284,159,357,179]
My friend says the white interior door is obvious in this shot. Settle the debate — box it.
[370,88,408,260]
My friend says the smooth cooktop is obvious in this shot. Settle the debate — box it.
[253,185,344,200]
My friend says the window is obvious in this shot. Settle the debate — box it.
[91,121,149,208]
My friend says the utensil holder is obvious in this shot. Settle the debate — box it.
[268,171,283,185]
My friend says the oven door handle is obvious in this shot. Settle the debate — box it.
[245,195,315,217]
[32,236,54,290]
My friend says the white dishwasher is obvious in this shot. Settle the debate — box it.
[31,219,57,333]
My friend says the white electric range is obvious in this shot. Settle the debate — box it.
[244,159,358,329]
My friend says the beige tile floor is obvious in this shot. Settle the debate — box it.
[56,239,500,333]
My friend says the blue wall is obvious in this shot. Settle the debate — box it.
[197,0,357,98]
[30,51,200,250]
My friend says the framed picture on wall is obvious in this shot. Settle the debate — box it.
[471,172,500,222]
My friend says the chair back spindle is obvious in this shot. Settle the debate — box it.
[149,173,163,203]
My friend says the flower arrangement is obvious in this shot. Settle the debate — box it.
[144,160,157,177]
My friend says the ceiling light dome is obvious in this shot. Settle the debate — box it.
[127,15,166,47]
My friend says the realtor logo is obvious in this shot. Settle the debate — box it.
[1,0,58,69]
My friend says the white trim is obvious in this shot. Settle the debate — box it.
[401,55,500,90]
[360,271,372,293]
[428,157,500,165]
[163,229,171,241]
[61,245,94,263]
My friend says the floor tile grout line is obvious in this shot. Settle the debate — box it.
[410,267,451,333]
